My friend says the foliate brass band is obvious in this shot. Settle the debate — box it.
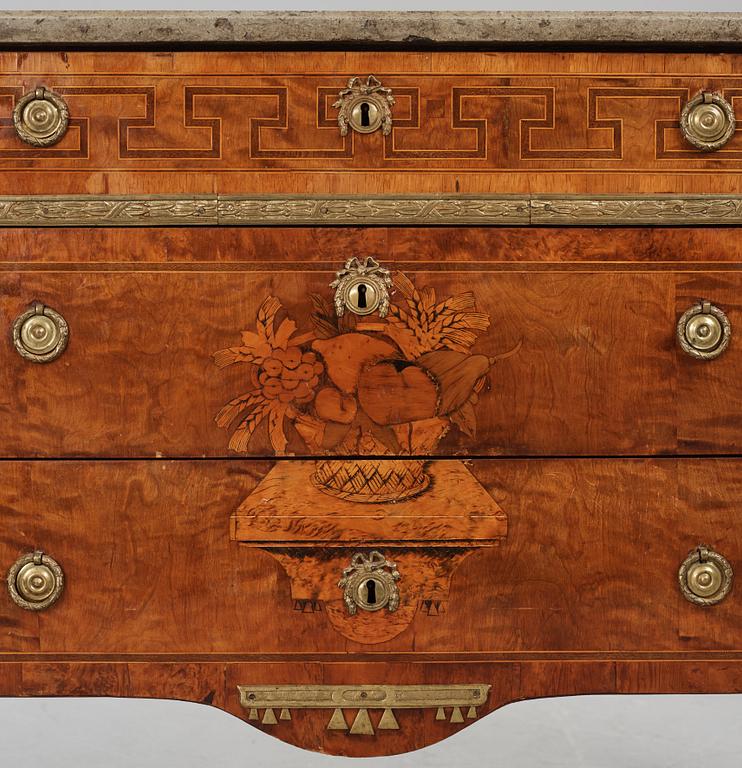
[7,551,65,611]
[680,92,736,152]
[238,684,490,735]
[5,194,742,226]
[13,302,69,363]
[679,546,733,606]
[13,88,69,147]
[0,196,218,226]
[677,301,730,361]
[220,196,529,225]
[529,196,742,224]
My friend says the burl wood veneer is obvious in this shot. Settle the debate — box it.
[2,11,742,758]
[2,227,741,458]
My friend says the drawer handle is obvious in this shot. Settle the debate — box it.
[7,550,64,611]
[679,546,733,606]
[676,300,730,360]
[334,75,394,136]
[680,91,736,151]
[13,302,69,363]
[13,87,69,147]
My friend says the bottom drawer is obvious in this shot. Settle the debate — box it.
[0,458,740,756]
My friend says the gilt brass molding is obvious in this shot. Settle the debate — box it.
[2,194,742,226]
[529,196,742,225]
[0,196,218,226]
[218,195,530,225]
[238,684,490,734]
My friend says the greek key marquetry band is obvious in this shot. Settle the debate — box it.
[2,195,742,226]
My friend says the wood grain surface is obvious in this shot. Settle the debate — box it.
[2,51,742,194]
[1,458,740,655]
[0,457,741,754]
[0,226,739,457]
[2,46,742,757]
[2,657,742,757]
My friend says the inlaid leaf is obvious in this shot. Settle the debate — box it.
[273,317,298,350]
[268,401,289,454]
[229,401,271,453]
[215,391,263,428]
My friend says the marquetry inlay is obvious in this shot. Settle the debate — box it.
[1,76,742,170]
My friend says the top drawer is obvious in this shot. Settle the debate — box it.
[1,51,742,196]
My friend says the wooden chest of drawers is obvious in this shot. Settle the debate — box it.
[3,11,742,757]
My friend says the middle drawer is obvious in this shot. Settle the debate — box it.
[0,226,738,458]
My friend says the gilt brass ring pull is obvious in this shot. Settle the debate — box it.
[13,302,69,363]
[13,87,69,147]
[679,546,733,606]
[680,91,736,152]
[677,300,730,360]
[7,551,65,611]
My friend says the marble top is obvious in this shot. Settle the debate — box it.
[0,11,740,48]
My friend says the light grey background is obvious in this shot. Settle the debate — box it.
[3,694,742,767]
[1,1,741,765]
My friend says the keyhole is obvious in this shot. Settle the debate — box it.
[365,579,377,605]
[360,102,371,127]
[357,283,368,309]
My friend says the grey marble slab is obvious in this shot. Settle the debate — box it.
[0,11,741,48]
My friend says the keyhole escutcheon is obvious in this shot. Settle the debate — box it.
[352,575,390,612]
[348,96,382,134]
[344,278,380,316]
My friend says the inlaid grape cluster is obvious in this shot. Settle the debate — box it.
[257,348,323,404]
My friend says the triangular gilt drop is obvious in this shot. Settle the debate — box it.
[247,708,258,721]
[450,707,464,723]
[467,706,478,719]
[435,707,446,721]
[279,708,291,721]
[378,709,399,730]
[327,708,348,731]
[349,709,375,735]
[262,708,278,725]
